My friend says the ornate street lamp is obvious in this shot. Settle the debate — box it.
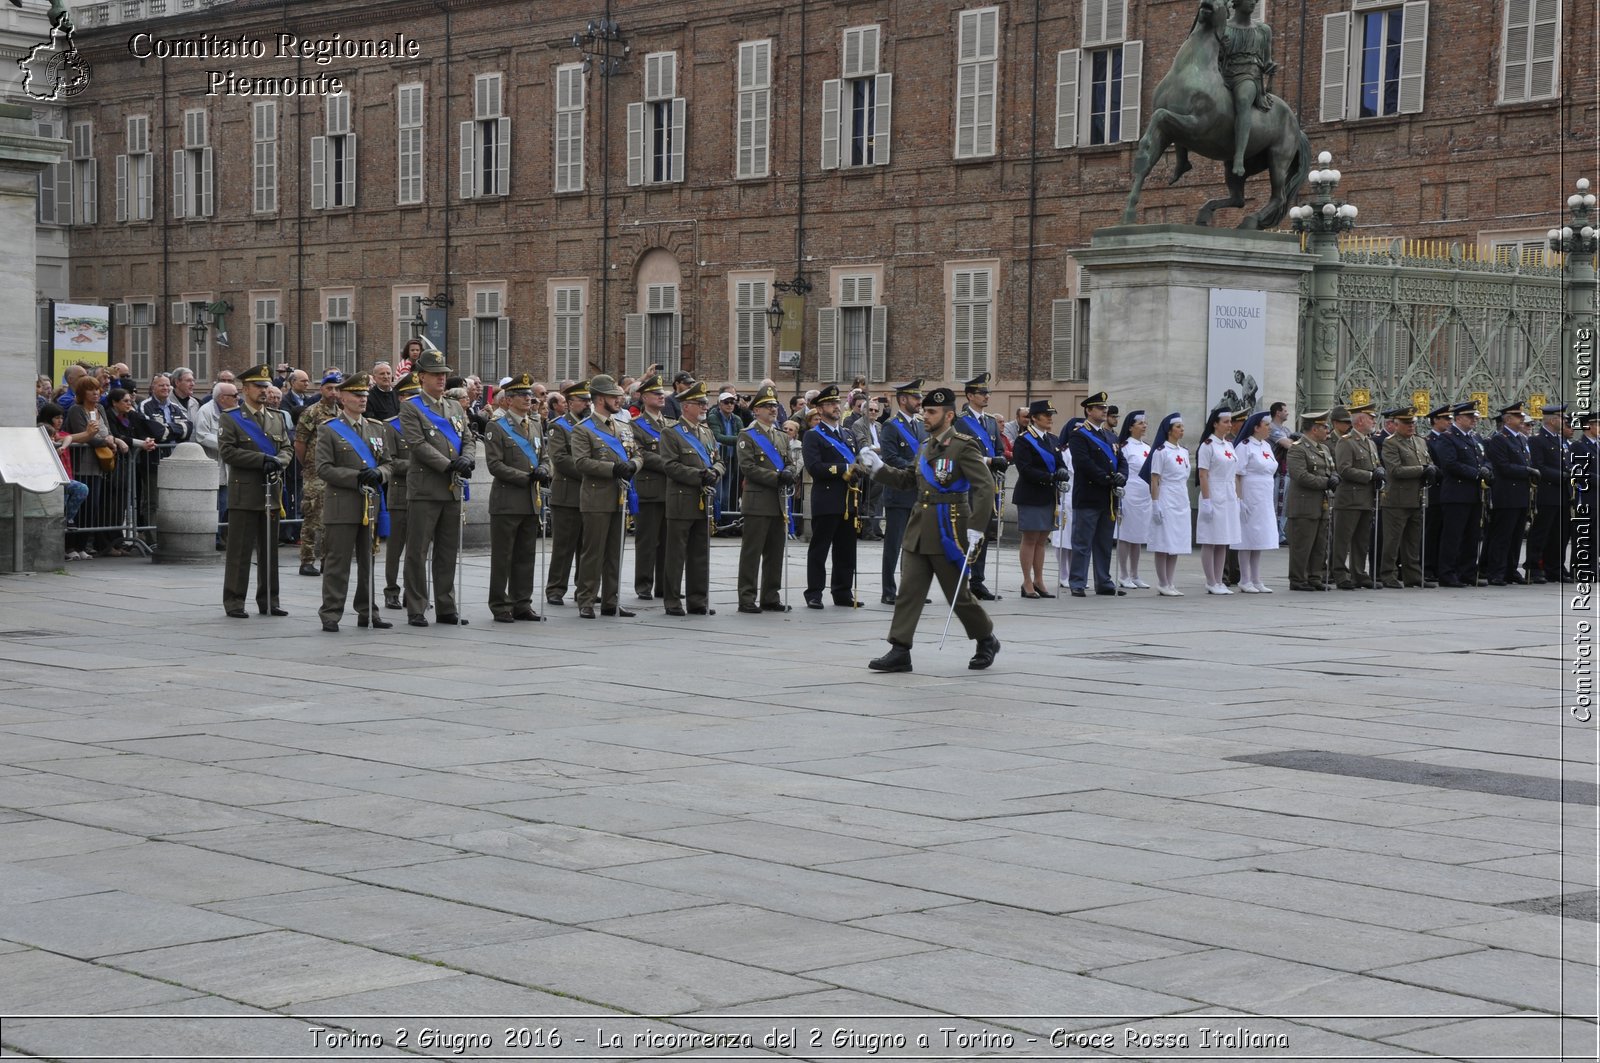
[1289,151,1359,414]
[188,300,232,348]
[571,17,629,75]
[1288,152,1360,238]
[410,292,454,337]
[1550,178,1598,411]
[1548,178,1599,258]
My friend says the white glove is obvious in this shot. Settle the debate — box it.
[1200,498,1214,517]
[858,448,884,473]
[966,528,983,551]
[1152,507,1165,527]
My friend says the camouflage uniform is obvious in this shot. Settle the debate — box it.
[296,400,339,564]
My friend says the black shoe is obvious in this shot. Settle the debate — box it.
[1383,579,1403,589]
[737,603,762,614]
[408,615,429,627]
[1070,588,1086,598]
[1508,573,1527,585]
[225,608,249,619]
[512,610,544,622]
[868,645,913,673]
[384,594,403,610]
[969,634,1001,670]
[881,593,897,604]
[299,562,319,576]
[1289,583,1312,591]
[1530,573,1548,585]
[1095,587,1126,596]
[1487,578,1506,586]
[437,614,467,625]
[971,585,998,601]
[833,598,863,609]
[761,603,792,613]
[636,591,655,600]
[269,607,289,617]
[493,614,515,623]
[1422,581,1438,588]
[665,605,687,616]
[1037,589,1056,598]
[321,621,339,632]
[579,605,596,619]
[546,594,565,606]
[358,615,393,629]
[1337,581,1355,590]
[601,606,636,618]
[1439,578,1463,588]
[1019,587,1041,599]
[805,596,824,609]
[688,606,715,615]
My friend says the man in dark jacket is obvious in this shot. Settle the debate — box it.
[802,384,862,609]
[1481,402,1539,585]
[1525,403,1567,583]
[1436,402,1492,587]
[1065,391,1126,597]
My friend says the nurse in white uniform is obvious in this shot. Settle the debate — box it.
[1195,407,1242,594]
[1115,410,1152,588]
[1231,410,1279,593]
[1141,413,1192,596]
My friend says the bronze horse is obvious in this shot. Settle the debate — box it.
[1122,0,1310,229]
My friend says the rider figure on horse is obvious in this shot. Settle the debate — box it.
[1218,0,1277,176]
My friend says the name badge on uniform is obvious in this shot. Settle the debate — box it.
[934,458,956,485]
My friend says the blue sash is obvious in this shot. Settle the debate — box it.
[884,416,918,452]
[582,421,638,515]
[1077,423,1118,466]
[918,454,972,566]
[959,413,996,457]
[228,409,278,457]
[410,395,469,500]
[494,418,540,467]
[813,425,856,465]
[326,418,390,537]
[743,425,785,471]
[674,423,714,467]
[634,417,663,442]
[1020,431,1057,474]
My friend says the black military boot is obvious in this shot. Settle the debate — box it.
[868,644,913,673]
[968,635,1001,670]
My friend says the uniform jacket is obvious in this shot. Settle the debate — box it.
[1010,428,1062,508]
[1067,420,1124,508]
[1285,437,1337,519]
[1438,426,1489,505]
[295,400,340,482]
[737,422,789,518]
[381,417,411,511]
[871,426,996,555]
[219,403,292,512]
[546,414,584,508]
[1572,434,1598,504]
[879,411,927,508]
[315,414,392,525]
[485,414,550,516]
[630,411,674,504]
[1333,431,1380,510]
[399,393,477,503]
[1425,430,1449,507]
[570,413,642,514]
[1379,433,1431,509]
[1529,426,1565,507]
[953,406,1004,465]
[660,419,725,521]
[1485,426,1538,509]
[803,420,859,517]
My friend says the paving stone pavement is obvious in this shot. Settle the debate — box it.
[0,542,1595,1062]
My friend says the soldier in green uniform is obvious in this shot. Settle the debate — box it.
[381,370,420,610]
[1286,410,1339,590]
[735,384,795,613]
[1379,405,1436,588]
[315,373,394,632]
[629,373,673,600]
[1331,403,1382,589]
[219,364,292,618]
[659,380,724,616]
[544,380,591,605]
[570,374,643,619]
[856,386,1001,673]
[485,372,553,623]
[399,346,477,626]
[294,370,342,576]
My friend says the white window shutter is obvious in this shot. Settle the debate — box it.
[956,65,977,157]
[137,157,151,220]
[459,121,475,199]
[626,102,644,186]
[311,321,325,363]
[869,306,888,383]
[113,302,128,324]
[115,154,127,221]
[1320,12,1351,122]
[1083,0,1107,46]
[496,317,510,379]
[670,313,682,368]
[736,86,755,177]
[1105,0,1127,44]
[1119,41,1143,141]
[821,79,842,170]
[343,134,357,206]
[1051,298,1075,379]
[1056,50,1081,148]
[669,99,686,182]
[873,73,893,165]
[816,307,839,382]
[1501,0,1532,102]
[1529,0,1559,99]
[310,135,326,210]
[82,160,97,224]
[1397,1,1429,114]
[171,150,186,218]
[624,313,646,377]
[494,116,510,195]
[458,316,473,367]
[171,301,187,325]
[736,282,754,380]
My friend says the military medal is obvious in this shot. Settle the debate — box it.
[934,458,956,484]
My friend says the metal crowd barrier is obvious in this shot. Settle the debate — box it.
[63,442,171,557]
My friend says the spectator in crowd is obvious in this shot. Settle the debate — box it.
[193,381,239,549]
[40,402,94,559]
[106,386,159,533]
[36,375,52,410]
[1267,400,1293,545]
[664,371,695,420]
[198,369,236,407]
[1003,406,1030,445]
[710,390,745,520]
[282,369,314,420]
[65,377,129,556]
[849,394,887,540]
[58,364,89,412]
[396,337,424,374]
[547,391,568,421]
[139,373,193,446]
[366,361,400,421]
[170,367,202,424]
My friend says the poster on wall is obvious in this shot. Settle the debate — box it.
[51,302,111,384]
[1206,288,1266,415]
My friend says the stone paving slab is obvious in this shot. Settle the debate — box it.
[0,890,269,958]
[21,840,343,904]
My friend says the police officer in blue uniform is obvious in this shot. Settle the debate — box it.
[1065,391,1127,597]
[1526,403,1567,583]
[877,379,926,604]
[953,372,1007,601]
[1481,401,1539,585]
[1436,401,1492,587]
[802,383,863,609]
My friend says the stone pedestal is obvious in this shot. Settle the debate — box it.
[1075,225,1312,420]
[0,484,63,571]
[155,442,226,563]
[463,463,491,549]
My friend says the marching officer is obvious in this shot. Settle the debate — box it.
[380,370,420,610]
[1285,410,1338,591]
[399,345,477,626]
[878,379,926,604]
[219,363,292,618]
[1377,406,1435,588]
[659,380,724,616]
[629,373,674,600]
[803,383,863,609]
[1527,403,1567,583]
[315,373,394,632]
[1330,404,1381,589]
[544,380,591,605]
[1482,402,1539,585]
[570,374,642,619]
[953,372,1007,601]
[294,370,342,576]
[485,373,553,623]
[856,386,1000,673]
[1421,404,1452,583]
[735,384,794,613]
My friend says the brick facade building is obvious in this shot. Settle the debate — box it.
[56,0,1594,410]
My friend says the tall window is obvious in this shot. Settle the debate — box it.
[458,288,509,382]
[1320,2,1429,122]
[954,7,999,158]
[36,116,69,224]
[253,295,285,364]
[1055,0,1143,148]
[397,83,424,204]
[624,283,681,377]
[554,65,585,193]
[1499,0,1560,103]
[312,92,356,209]
[816,274,887,384]
[950,267,993,379]
[731,276,771,382]
[395,289,425,346]
[311,292,356,375]
[116,114,153,222]
[252,101,276,213]
[70,121,96,224]
[735,40,771,179]
[461,73,510,198]
[551,284,585,380]
[822,26,892,169]
[628,52,685,185]
[172,108,214,219]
